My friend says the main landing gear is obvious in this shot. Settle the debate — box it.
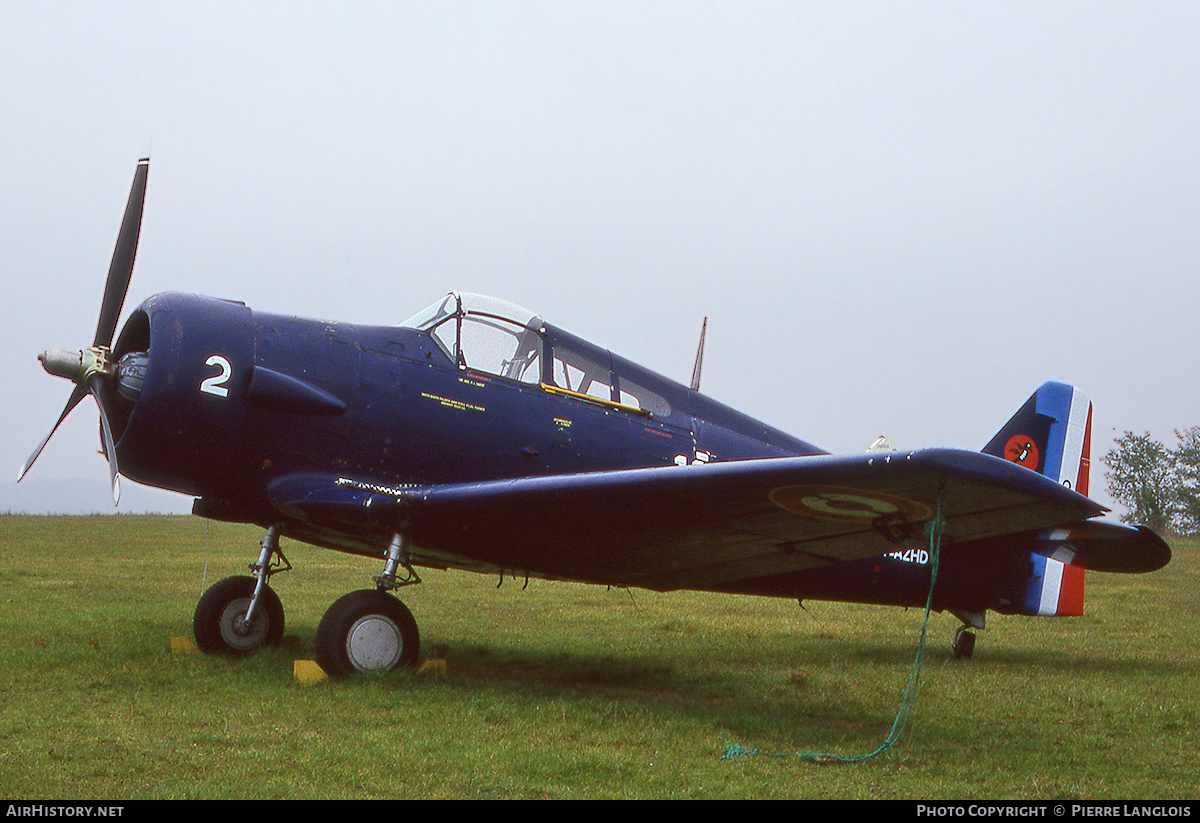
[193,525,289,655]
[192,528,422,677]
[316,534,421,676]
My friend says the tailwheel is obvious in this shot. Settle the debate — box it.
[315,590,420,676]
[193,575,285,655]
[953,625,976,660]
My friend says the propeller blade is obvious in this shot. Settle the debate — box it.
[17,383,88,482]
[88,374,121,505]
[94,157,149,348]
[22,158,148,500]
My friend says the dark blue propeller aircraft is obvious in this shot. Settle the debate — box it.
[21,159,1171,675]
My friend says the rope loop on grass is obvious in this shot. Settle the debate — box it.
[721,489,947,765]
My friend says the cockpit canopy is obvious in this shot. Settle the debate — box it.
[401,292,672,418]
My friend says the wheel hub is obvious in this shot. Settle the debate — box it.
[346,615,404,671]
[219,598,268,650]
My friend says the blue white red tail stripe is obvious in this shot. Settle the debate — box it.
[1024,554,1085,616]
[1036,382,1093,495]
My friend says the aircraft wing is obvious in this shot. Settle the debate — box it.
[263,447,1164,593]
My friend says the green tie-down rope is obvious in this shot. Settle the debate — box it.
[721,494,947,765]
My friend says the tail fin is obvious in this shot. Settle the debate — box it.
[982,382,1093,495]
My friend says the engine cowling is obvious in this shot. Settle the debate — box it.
[111,292,255,497]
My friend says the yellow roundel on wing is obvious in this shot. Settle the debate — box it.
[769,485,932,523]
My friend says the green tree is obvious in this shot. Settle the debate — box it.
[1171,426,1200,535]
[1104,431,1176,533]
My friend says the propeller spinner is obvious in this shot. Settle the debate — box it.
[18,158,150,505]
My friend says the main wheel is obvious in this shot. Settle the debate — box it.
[193,575,285,655]
[315,590,420,676]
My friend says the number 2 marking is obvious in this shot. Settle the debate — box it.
[200,355,232,397]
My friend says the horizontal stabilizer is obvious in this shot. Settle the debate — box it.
[1028,520,1171,574]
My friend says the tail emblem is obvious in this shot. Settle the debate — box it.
[1004,435,1040,469]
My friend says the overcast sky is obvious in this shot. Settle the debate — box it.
[3,2,1198,516]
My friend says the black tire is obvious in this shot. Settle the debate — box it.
[315,590,420,676]
[953,629,976,660]
[193,575,285,655]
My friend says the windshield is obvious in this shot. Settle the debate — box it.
[398,293,458,331]
[399,292,542,332]
[400,292,544,384]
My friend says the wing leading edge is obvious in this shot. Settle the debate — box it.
[262,448,1166,593]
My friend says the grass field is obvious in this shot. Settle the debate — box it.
[0,514,1195,800]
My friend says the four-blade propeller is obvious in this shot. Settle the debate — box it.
[18,158,149,505]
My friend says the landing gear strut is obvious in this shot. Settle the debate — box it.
[315,532,422,676]
[193,525,290,656]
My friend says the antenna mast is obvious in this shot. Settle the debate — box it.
[690,317,707,391]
